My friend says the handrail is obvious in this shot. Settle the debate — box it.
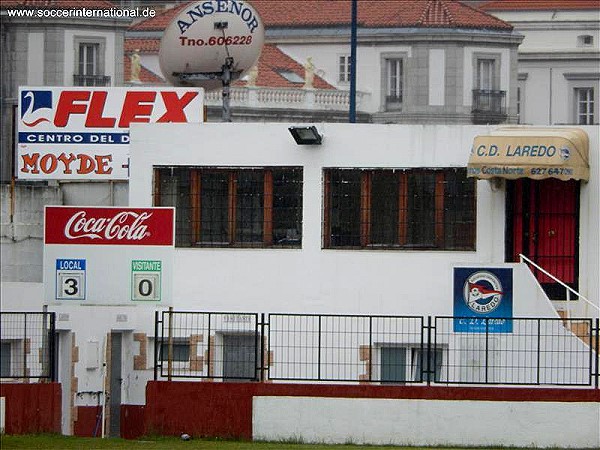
[519,253,599,316]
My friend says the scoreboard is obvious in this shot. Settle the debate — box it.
[43,206,174,305]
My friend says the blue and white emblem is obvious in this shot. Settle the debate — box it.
[20,90,53,127]
[463,271,504,314]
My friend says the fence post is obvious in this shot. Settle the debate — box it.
[49,312,56,382]
[318,315,322,381]
[167,306,173,381]
[260,313,266,382]
[537,319,541,385]
[485,318,489,384]
[153,310,159,381]
[590,317,600,389]
[207,312,212,378]
[426,316,432,385]
[23,312,28,379]
[368,315,373,382]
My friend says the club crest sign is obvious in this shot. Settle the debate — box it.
[464,271,504,314]
[454,267,513,333]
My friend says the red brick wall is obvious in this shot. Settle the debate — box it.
[0,383,61,434]
[141,381,600,440]
[121,405,145,439]
[73,405,103,437]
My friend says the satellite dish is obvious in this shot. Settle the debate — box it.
[159,0,265,91]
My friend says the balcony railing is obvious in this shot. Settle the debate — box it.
[73,74,111,87]
[472,89,507,124]
[204,87,367,112]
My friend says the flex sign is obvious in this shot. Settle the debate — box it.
[17,87,204,180]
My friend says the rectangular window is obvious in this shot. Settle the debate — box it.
[155,167,303,248]
[385,58,403,109]
[78,43,98,77]
[159,340,190,362]
[575,87,594,125]
[517,86,521,124]
[477,58,495,91]
[338,55,351,83]
[379,346,444,383]
[222,334,257,380]
[75,41,110,86]
[323,168,476,250]
[1,342,11,377]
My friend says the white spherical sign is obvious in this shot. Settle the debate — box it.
[159,0,265,91]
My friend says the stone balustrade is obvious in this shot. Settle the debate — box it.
[204,87,366,111]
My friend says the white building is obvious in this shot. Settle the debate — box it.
[480,0,600,126]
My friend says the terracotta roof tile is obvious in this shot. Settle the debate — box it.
[125,38,160,53]
[1,0,115,9]
[121,41,333,89]
[131,0,513,31]
[480,0,600,11]
[246,44,335,89]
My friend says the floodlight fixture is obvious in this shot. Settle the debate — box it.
[288,126,323,146]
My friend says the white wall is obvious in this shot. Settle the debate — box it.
[253,396,600,448]
[520,62,600,126]
[128,123,599,317]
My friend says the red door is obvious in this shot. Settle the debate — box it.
[507,178,579,299]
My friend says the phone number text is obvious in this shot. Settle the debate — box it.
[179,35,254,46]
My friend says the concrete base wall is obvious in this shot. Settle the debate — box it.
[143,381,599,447]
[253,396,600,449]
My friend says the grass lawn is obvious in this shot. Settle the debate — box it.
[0,434,521,450]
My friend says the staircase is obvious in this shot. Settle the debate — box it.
[556,310,598,350]
[520,254,599,352]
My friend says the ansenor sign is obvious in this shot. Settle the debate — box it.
[17,87,204,180]
[159,0,265,91]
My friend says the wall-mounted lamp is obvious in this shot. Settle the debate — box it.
[288,126,323,145]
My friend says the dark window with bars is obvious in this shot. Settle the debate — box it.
[323,168,475,250]
[155,167,303,248]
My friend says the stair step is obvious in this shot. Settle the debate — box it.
[564,320,597,350]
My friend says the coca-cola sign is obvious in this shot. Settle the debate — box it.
[45,206,174,246]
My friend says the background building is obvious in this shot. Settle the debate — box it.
[479,0,600,126]
[127,0,523,123]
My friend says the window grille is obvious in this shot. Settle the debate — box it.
[323,168,476,250]
[155,167,303,248]
[339,55,351,83]
[575,88,594,125]
[385,58,403,109]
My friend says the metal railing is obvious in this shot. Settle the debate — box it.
[472,89,506,114]
[154,310,261,381]
[436,316,596,386]
[154,311,599,387]
[520,253,599,318]
[73,74,111,86]
[268,314,423,382]
[0,311,56,380]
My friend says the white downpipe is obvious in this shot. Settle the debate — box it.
[101,335,108,439]
[519,253,599,318]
